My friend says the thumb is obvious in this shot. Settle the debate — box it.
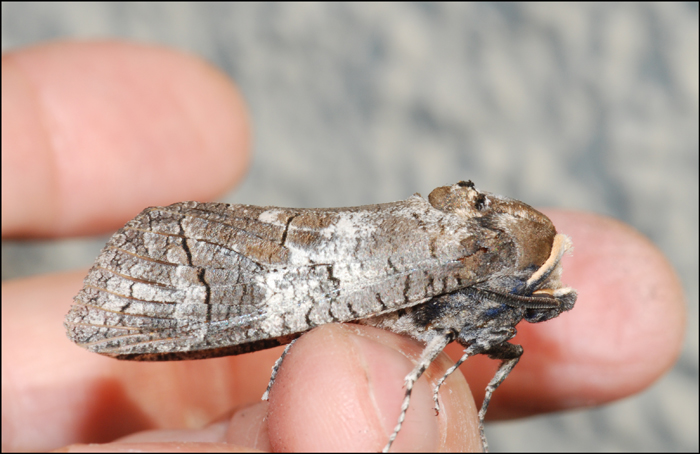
[266,324,480,452]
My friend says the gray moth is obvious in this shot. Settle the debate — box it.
[64,180,577,452]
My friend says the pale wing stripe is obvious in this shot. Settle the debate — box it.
[92,265,172,288]
[68,322,143,331]
[73,300,181,319]
[84,335,183,349]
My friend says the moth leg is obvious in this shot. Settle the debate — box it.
[261,338,298,401]
[432,346,478,414]
[383,331,455,453]
[478,342,523,452]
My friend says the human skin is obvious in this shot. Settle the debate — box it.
[1,41,686,452]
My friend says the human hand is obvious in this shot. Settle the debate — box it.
[2,41,685,452]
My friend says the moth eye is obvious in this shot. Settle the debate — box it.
[457,180,475,189]
[474,193,489,210]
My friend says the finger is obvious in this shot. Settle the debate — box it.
[60,441,255,453]
[449,210,686,419]
[265,324,480,452]
[1,271,283,452]
[2,40,250,238]
[224,402,271,450]
[69,394,272,451]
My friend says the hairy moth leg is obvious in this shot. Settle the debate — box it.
[432,346,479,413]
[262,338,298,401]
[383,331,455,453]
[478,342,523,452]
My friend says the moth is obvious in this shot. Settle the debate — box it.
[65,180,576,452]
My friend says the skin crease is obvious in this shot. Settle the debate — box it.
[1,41,686,452]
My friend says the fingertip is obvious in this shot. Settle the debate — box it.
[478,210,687,417]
[266,324,479,452]
[2,40,251,237]
[266,324,388,451]
[547,211,685,385]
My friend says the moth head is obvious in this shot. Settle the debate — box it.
[428,181,558,276]
[429,181,576,319]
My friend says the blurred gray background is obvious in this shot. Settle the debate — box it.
[2,3,697,451]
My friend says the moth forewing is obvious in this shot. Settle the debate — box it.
[67,191,496,358]
[64,180,576,451]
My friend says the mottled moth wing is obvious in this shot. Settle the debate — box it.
[65,196,487,360]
